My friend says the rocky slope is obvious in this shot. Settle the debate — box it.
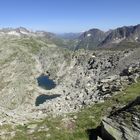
[37,49,140,117]
[0,36,60,124]
[77,29,108,49]
[99,96,140,140]
[0,34,140,125]
[100,24,140,47]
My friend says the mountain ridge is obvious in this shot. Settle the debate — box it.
[76,24,140,49]
[1,24,140,50]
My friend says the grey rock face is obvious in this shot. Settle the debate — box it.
[77,29,108,49]
[100,96,140,140]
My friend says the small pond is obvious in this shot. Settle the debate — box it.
[35,94,60,106]
[37,75,56,90]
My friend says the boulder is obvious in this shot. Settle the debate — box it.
[100,96,140,140]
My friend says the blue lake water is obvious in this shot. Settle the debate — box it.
[37,75,56,90]
[35,94,60,106]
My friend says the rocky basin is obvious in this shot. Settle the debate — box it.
[0,36,140,126]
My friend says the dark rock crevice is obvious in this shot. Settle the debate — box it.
[87,125,116,140]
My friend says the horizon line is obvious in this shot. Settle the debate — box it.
[0,23,140,34]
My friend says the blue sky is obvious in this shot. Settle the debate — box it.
[0,0,140,33]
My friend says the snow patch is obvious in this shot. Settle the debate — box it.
[20,31,29,35]
[135,37,138,41]
[7,31,20,36]
[87,33,91,37]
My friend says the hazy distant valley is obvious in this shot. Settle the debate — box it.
[0,25,140,140]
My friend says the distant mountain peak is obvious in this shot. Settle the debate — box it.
[76,24,140,49]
